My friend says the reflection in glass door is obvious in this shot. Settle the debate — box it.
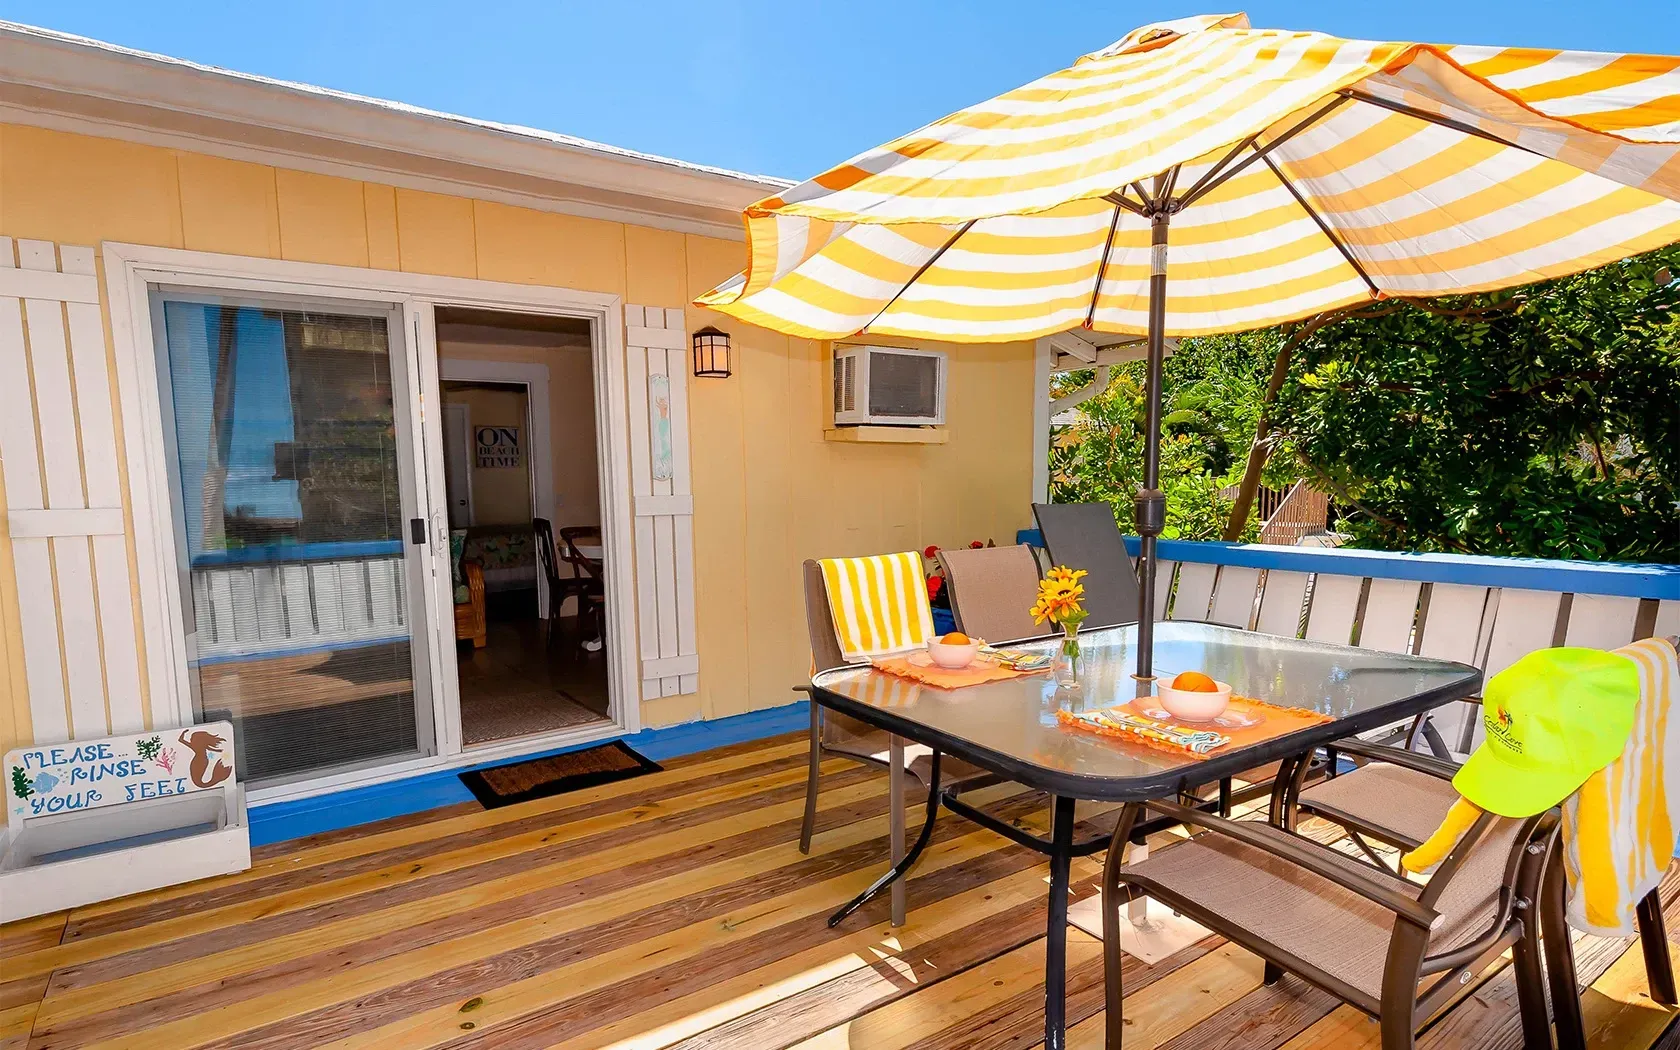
[152,293,434,787]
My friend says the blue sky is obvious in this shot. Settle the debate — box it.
[6,2,1677,182]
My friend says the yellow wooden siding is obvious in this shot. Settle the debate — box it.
[0,122,1035,755]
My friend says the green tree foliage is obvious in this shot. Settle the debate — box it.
[1047,334,1294,540]
[1047,246,1680,561]
[1275,247,1680,561]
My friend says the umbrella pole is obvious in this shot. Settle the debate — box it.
[1134,203,1171,682]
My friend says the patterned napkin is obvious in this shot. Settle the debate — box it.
[1057,707,1229,755]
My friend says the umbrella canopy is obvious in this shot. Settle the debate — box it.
[697,12,1680,679]
[698,13,1680,341]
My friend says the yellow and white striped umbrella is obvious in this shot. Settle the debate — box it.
[696,13,1680,341]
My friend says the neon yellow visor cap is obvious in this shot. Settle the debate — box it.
[1453,647,1638,818]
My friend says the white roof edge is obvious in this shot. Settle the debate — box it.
[0,19,794,218]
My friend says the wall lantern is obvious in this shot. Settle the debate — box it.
[692,326,732,378]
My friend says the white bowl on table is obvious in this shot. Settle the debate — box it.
[926,638,982,669]
[1155,679,1233,722]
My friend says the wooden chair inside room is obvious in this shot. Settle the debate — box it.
[534,518,602,650]
[559,525,607,647]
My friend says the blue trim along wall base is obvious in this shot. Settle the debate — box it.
[248,701,810,847]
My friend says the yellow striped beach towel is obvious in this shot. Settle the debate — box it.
[1563,637,1680,936]
[818,552,935,663]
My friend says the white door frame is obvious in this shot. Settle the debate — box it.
[439,359,556,621]
[440,401,476,527]
[103,243,642,804]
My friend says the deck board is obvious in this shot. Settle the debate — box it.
[3,730,1677,1049]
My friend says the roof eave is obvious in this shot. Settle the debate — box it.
[0,20,790,240]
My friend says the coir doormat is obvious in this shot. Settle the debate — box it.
[459,741,662,809]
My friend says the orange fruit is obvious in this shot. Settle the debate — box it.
[1171,671,1219,692]
[941,631,971,645]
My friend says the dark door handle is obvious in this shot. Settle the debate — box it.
[410,518,427,545]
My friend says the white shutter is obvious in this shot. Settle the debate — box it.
[624,306,698,699]
[0,239,144,743]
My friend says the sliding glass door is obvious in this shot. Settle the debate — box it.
[150,291,435,787]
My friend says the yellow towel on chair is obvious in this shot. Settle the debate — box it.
[1563,637,1680,937]
[819,552,935,662]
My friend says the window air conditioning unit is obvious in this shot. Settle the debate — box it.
[832,345,947,426]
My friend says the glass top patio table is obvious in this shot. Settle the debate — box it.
[809,620,1482,802]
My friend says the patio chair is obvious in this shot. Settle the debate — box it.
[937,544,1046,643]
[795,559,985,926]
[1100,798,1561,1050]
[1277,708,1679,1048]
[1030,502,1141,629]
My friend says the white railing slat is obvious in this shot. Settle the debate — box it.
[1207,565,1261,630]
[1170,562,1217,622]
[1303,574,1362,645]
[1254,569,1310,638]
[1563,593,1641,649]
[1359,578,1423,654]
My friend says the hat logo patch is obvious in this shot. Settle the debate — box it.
[1486,704,1524,754]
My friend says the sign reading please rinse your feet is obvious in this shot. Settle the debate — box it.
[5,721,237,819]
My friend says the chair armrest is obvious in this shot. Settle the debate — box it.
[1332,740,1460,781]
[792,685,812,695]
[1143,799,1442,931]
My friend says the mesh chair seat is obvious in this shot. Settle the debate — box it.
[1121,820,1509,1007]
[1298,762,1458,849]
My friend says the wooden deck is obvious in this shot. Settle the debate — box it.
[4,731,1678,1050]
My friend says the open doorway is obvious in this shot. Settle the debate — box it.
[435,307,610,746]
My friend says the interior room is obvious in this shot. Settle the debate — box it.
[435,306,611,745]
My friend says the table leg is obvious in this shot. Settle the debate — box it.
[828,752,941,928]
[889,735,907,927]
[1044,794,1076,1050]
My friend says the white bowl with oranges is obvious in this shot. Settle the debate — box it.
[1156,670,1233,722]
[927,631,982,669]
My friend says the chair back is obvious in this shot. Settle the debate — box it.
[559,525,604,581]
[1415,809,1554,970]
[802,559,882,749]
[938,545,1044,643]
[533,518,562,590]
[802,559,849,674]
[1031,502,1142,629]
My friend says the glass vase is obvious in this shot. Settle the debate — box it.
[1054,626,1082,690]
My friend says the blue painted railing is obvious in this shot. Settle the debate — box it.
[1016,529,1679,601]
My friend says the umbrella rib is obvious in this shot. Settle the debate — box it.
[1260,152,1380,298]
[1342,89,1551,162]
[1085,201,1125,329]
[1177,94,1351,210]
[1103,191,1147,217]
[852,219,977,336]
[1179,132,1263,205]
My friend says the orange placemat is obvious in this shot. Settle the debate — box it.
[873,653,1047,690]
[1059,694,1332,758]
